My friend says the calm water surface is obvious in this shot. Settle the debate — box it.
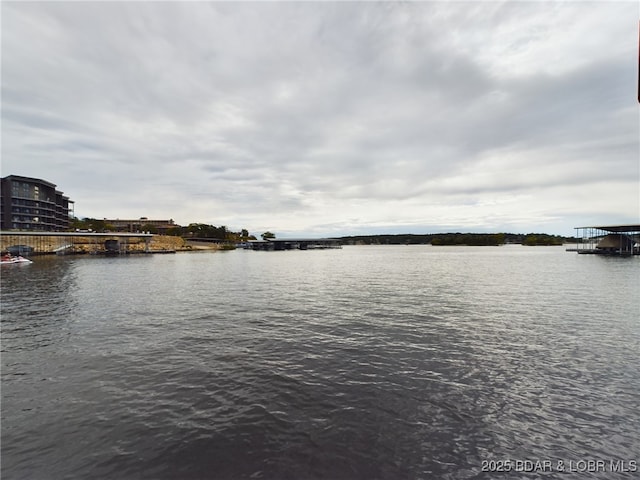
[1,246,639,479]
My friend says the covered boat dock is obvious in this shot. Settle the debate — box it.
[569,224,640,256]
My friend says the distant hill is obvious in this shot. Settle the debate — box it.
[338,232,571,246]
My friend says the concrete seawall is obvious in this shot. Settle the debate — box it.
[0,234,198,255]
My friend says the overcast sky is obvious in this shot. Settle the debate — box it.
[2,1,638,237]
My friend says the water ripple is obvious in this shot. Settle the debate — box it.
[2,248,639,479]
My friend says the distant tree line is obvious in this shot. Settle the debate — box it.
[70,217,110,232]
[70,217,571,246]
[70,218,255,242]
[165,224,256,242]
[430,233,506,246]
[339,232,570,246]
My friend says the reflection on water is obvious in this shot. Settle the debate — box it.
[1,247,639,479]
[2,256,79,351]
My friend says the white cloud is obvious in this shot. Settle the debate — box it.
[2,1,638,236]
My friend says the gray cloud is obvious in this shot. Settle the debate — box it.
[2,1,637,236]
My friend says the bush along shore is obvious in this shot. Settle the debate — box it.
[339,232,572,246]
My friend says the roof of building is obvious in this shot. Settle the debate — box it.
[576,224,640,233]
[2,174,58,189]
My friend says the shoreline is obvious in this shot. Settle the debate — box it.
[0,234,233,255]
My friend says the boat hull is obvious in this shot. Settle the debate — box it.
[1,256,33,264]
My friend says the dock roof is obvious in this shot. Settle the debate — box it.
[576,225,640,233]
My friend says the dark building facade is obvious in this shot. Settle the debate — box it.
[1,175,73,231]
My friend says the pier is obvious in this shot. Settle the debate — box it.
[567,225,640,256]
[247,237,342,251]
[0,231,154,255]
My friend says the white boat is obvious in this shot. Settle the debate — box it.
[1,255,33,265]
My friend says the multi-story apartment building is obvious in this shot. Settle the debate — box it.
[0,175,73,231]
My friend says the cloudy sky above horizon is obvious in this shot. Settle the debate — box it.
[2,1,638,237]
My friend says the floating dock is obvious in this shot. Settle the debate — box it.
[567,224,640,256]
[246,238,342,251]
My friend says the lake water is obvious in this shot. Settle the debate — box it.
[1,246,638,479]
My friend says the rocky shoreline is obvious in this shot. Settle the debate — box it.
[0,234,231,255]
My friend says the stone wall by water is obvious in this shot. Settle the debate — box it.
[0,234,195,254]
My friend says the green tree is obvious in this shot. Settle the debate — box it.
[166,226,183,236]
[261,231,275,240]
[69,217,87,231]
[141,224,159,234]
